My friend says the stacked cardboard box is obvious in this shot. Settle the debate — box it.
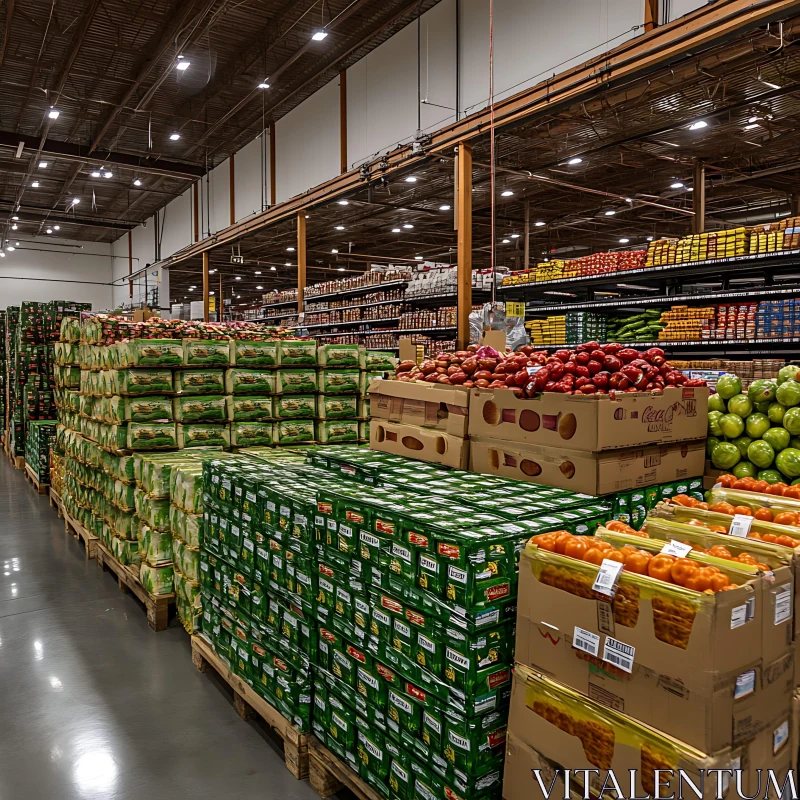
[467,386,708,495]
[25,420,56,482]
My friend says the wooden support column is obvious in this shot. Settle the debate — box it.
[219,273,223,322]
[456,141,472,350]
[229,154,236,225]
[269,122,276,206]
[297,212,306,313]
[193,182,200,242]
[644,0,658,32]
[692,160,706,234]
[128,231,133,298]
[202,251,210,322]
[339,70,348,174]
[523,199,530,271]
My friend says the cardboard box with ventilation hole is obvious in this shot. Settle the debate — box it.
[368,379,471,437]
[469,386,709,452]
[369,419,469,469]
[469,436,704,495]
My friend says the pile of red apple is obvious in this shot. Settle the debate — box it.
[394,342,706,396]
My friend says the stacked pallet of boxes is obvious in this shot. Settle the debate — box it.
[0,309,5,444]
[5,306,19,455]
[25,420,56,483]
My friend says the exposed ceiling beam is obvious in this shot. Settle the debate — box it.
[0,203,136,230]
[0,0,14,69]
[0,130,205,178]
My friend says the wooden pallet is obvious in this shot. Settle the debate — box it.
[96,543,174,632]
[308,736,382,800]
[49,487,64,519]
[191,634,309,779]
[24,463,49,495]
[8,450,23,469]
[63,508,99,560]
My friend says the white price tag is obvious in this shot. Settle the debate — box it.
[602,636,635,673]
[526,365,542,376]
[572,627,600,657]
[660,540,693,557]
[592,559,624,597]
[731,598,756,629]
[728,514,753,538]
[774,585,793,626]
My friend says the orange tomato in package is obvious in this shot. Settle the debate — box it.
[732,506,753,517]
[774,512,799,526]
[623,551,651,575]
[718,474,737,488]
[710,502,735,515]
[754,508,774,522]
[767,483,788,496]
[670,558,698,587]
[647,554,676,582]
[783,486,800,500]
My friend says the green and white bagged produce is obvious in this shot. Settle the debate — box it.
[183,339,230,367]
[169,505,202,547]
[276,369,316,394]
[275,419,315,444]
[110,396,173,423]
[319,369,360,394]
[173,535,200,581]
[127,422,178,450]
[361,349,396,371]
[230,339,278,367]
[174,370,225,395]
[230,421,274,447]
[226,395,274,421]
[138,525,173,566]
[117,339,183,367]
[318,343,360,368]
[111,536,140,566]
[117,369,173,395]
[318,395,358,420]
[140,563,174,595]
[225,369,276,395]
[173,395,227,423]
[278,339,316,366]
[275,395,316,419]
[316,419,359,443]
[177,424,230,449]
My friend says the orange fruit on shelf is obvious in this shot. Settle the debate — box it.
[732,506,753,517]
[754,507,774,522]
[774,512,799,526]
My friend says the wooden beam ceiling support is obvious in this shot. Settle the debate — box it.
[297,212,306,313]
[340,71,348,174]
[269,123,276,206]
[0,0,14,70]
[644,0,658,33]
[456,142,472,350]
[193,182,200,243]
[693,159,706,234]
[149,0,800,272]
[129,231,133,298]
[230,154,236,225]
[203,251,210,322]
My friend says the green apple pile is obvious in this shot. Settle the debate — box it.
[707,366,800,483]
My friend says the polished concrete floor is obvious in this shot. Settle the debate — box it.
[0,456,320,800]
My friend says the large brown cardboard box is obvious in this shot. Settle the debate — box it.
[740,711,793,795]
[506,665,744,800]
[514,545,792,753]
[469,385,708,451]
[793,690,800,776]
[469,436,704,495]
[368,379,470,437]
[370,419,469,470]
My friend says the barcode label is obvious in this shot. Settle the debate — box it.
[774,585,793,625]
[660,540,693,557]
[729,514,753,538]
[731,597,756,629]
[602,636,634,673]
[592,559,623,597]
[572,626,600,657]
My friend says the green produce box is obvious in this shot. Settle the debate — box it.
[183,339,230,367]
[319,369,360,395]
[173,395,227,423]
[226,395,274,421]
[113,396,173,422]
[276,369,317,394]
[275,419,315,445]
[318,343,360,368]
[318,394,359,420]
[174,370,225,395]
[361,350,396,371]
[275,394,316,419]
[230,421,274,447]
[117,369,173,395]
[118,339,183,367]
[278,339,317,366]
[317,420,359,444]
[225,369,276,395]
[177,423,230,449]
[230,339,278,367]
[127,422,178,450]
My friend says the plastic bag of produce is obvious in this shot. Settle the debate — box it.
[318,343,360,368]
[170,467,204,512]
[119,339,183,367]
[225,369,276,395]
[140,563,174,595]
[278,339,316,366]
[276,369,316,394]
[183,339,230,367]
[113,479,136,511]
[361,350,396,371]
[318,395,358,419]
[316,419,359,443]
[173,395,227,423]
[177,423,230,449]
[114,511,137,540]
[173,534,200,581]
[111,535,140,566]
[359,421,369,441]
[275,419,315,445]
[117,369,173,395]
[169,505,202,547]
[112,396,173,423]
[174,370,225,395]
[226,395,274,422]
[127,423,177,450]
[230,339,278,367]
[319,369,359,394]
[230,421,274,448]
[275,395,316,419]
[138,524,173,566]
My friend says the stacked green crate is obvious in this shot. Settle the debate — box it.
[315,344,360,446]
[6,306,20,454]
[307,447,610,800]
[273,339,318,446]
[225,337,278,448]
[25,420,56,481]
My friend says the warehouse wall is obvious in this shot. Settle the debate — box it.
[234,134,269,222]
[0,237,113,310]
[663,0,707,23]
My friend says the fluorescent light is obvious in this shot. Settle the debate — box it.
[311,30,328,40]
[502,239,510,244]
[535,221,545,227]
[270,266,276,271]
[625,197,633,203]
[604,209,616,216]
[543,291,577,297]
[11,216,17,221]
[403,224,413,229]
[286,247,295,252]
[510,233,520,238]
[6,246,14,252]
[391,228,401,233]
[133,178,142,186]
[169,133,181,141]
[670,182,684,189]
[53,226,59,230]
[687,187,694,192]
[103,171,113,178]
[0,252,5,257]
[415,256,423,260]
[284,262,291,267]
[688,120,707,130]
[31,181,39,188]
[567,157,582,165]
[619,238,630,244]
[338,200,349,205]
[338,267,345,272]
[255,271,261,275]
[209,269,216,274]
[748,116,761,124]
[256,286,263,290]
[209,291,214,296]
[501,190,514,197]
[48,109,59,119]
[331,248,338,254]
[439,205,451,211]
[335,225,345,230]
[617,283,660,291]
[236,295,241,299]
[11,224,17,230]
[46,229,52,234]
[404,176,417,183]
[176,61,190,71]
[15,242,19,246]
[235,276,241,280]
[258,82,270,89]
[761,80,781,89]
[646,236,653,241]
[38,161,47,169]
[744,123,760,130]
[71,198,80,205]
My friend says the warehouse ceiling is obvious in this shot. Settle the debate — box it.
[0,0,440,243]
[164,10,800,308]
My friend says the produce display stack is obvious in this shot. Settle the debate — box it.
[25,420,56,482]
[5,306,19,455]
[0,309,5,443]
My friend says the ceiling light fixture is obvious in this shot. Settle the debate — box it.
[48,108,59,119]
[46,228,52,234]
[403,224,413,229]
[331,248,338,254]
[270,266,276,271]
[311,30,328,40]
[338,200,349,205]
[647,236,654,241]
[235,276,241,280]
[338,267,345,272]
[391,228,401,233]
[6,246,14,252]
[11,224,17,230]
[71,198,80,205]
[103,171,113,179]
[670,182,684,189]
[501,190,514,197]
[619,238,630,244]
[567,157,582,165]
[439,204,451,211]
[31,181,39,188]
[335,225,345,231]
[414,256,423,260]
[0,252,5,257]
[535,221,545,227]
[256,286,263,290]
[176,61,190,71]
[255,270,261,275]
[502,239,510,244]
[39,161,47,169]
[744,123,760,130]
[91,171,101,178]
[404,176,417,183]
[169,133,181,141]
[748,116,761,124]
[604,209,616,216]
[53,226,59,230]
[510,233,520,238]
[258,82,270,89]
[133,178,142,186]
[286,247,295,252]
[688,120,707,130]
[761,80,781,90]
[11,216,18,221]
